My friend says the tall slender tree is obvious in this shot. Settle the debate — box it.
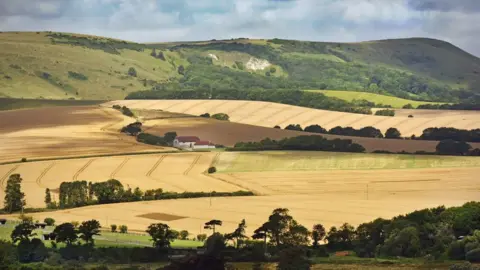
[44,188,52,207]
[204,220,222,234]
[4,174,25,213]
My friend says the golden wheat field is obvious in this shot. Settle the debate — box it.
[105,100,480,136]
[0,106,174,163]
[1,151,478,236]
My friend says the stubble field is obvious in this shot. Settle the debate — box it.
[2,151,478,236]
[105,100,480,136]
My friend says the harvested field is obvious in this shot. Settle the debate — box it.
[0,152,243,208]
[137,213,186,221]
[141,116,480,153]
[2,151,478,236]
[0,106,173,163]
[105,100,480,136]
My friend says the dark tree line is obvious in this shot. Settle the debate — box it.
[231,135,366,153]
[53,179,253,209]
[374,109,395,116]
[421,127,480,142]
[286,124,402,139]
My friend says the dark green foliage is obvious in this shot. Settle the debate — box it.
[285,124,303,131]
[403,104,414,109]
[421,127,480,142]
[385,128,402,139]
[304,125,327,134]
[21,158,27,162]
[205,220,223,234]
[354,218,389,258]
[326,223,356,251]
[157,51,166,61]
[232,136,366,153]
[328,126,384,138]
[126,88,372,114]
[111,224,117,233]
[150,48,157,57]
[43,217,55,226]
[162,253,226,270]
[35,71,76,93]
[177,65,185,75]
[418,103,480,111]
[136,133,167,146]
[208,167,217,174]
[436,140,472,155]
[466,248,480,263]
[211,113,230,121]
[44,188,52,208]
[127,67,137,77]
[146,223,176,250]
[378,226,421,257]
[78,220,101,245]
[4,174,26,213]
[67,71,88,81]
[119,225,128,234]
[115,105,134,117]
[121,122,142,136]
[375,109,395,116]
[200,113,210,118]
[92,179,125,204]
[53,223,78,245]
[0,240,17,267]
[58,181,89,208]
[197,234,207,242]
[205,233,226,257]
[11,222,36,243]
[277,246,311,270]
[225,219,247,249]
[163,132,178,145]
[311,224,326,248]
[17,238,48,263]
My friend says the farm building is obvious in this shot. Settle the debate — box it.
[193,141,216,149]
[173,136,200,148]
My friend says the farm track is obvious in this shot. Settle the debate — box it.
[146,155,165,177]
[73,159,96,180]
[35,162,56,188]
[110,158,130,179]
[184,155,201,176]
[223,101,250,115]
[0,165,19,188]
[179,100,212,114]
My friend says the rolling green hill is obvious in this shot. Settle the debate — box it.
[1,32,479,104]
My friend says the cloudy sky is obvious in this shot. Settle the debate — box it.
[1,0,479,56]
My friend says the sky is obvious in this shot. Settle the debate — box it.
[1,0,480,57]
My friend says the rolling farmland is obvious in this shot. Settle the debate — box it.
[0,105,173,163]
[105,100,480,136]
[1,151,478,236]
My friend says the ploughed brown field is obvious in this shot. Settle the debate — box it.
[105,99,480,136]
[0,106,174,163]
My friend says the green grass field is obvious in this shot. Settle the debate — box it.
[0,220,203,248]
[304,90,444,108]
[214,151,480,172]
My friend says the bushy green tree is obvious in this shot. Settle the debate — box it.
[385,127,401,139]
[111,224,117,233]
[53,223,78,246]
[128,67,137,77]
[3,174,26,213]
[436,140,472,155]
[379,226,421,257]
[312,224,326,248]
[146,223,176,250]
[179,230,189,240]
[78,220,101,245]
[44,217,55,226]
[11,222,36,243]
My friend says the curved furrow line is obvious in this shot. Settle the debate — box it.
[296,111,326,127]
[179,100,213,114]
[249,104,286,125]
[277,109,314,127]
[184,155,201,176]
[318,112,353,128]
[210,153,221,168]
[146,155,165,177]
[224,101,250,115]
[0,165,20,188]
[159,100,185,111]
[110,158,130,179]
[36,162,56,189]
[73,159,96,181]
[240,102,279,125]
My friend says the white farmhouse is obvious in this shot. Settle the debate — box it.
[193,140,216,149]
[173,136,200,148]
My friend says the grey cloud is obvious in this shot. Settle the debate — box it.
[408,0,480,12]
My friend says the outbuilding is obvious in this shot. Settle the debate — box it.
[193,140,216,149]
[173,136,200,148]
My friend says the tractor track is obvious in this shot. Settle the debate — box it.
[146,155,165,177]
[183,155,201,176]
[73,159,96,181]
[36,162,56,188]
[0,165,20,188]
[110,158,130,179]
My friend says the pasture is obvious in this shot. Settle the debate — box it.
[1,151,478,237]
[305,90,444,108]
[105,99,480,136]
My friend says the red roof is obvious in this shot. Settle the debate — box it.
[195,140,214,146]
[175,136,200,143]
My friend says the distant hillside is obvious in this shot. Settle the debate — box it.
[0,32,479,103]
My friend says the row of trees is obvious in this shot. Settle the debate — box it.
[421,127,480,143]
[200,113,230,121]
[126,88,373,115]
[231,135,366,153]
[51,179,253,209]
[112,104,134,117]
[282,124,399,139]
[374,109,395,116]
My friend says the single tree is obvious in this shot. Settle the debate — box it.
[267,208,293,246]
[146,223,176,250]
[304,125,327,134]
[226,219,247,248]
[111,224,117,233]
[53,223,78,246]
[11,222,36,243]
[204,220,222,234]
[179,230,189,240]
[127,67,137,77]
[78,220,101,245]
[253,222,270,254]
[44,217,55,226]
[285,124,303,131]
[385,127,401,139]
[177,65,185,75]
[312,224,326,248]
[119,225,128,234]
[196,233,207,242]
[164,132,178,145]
[150,48,157,57]
[44,188,52,207]
[403,104,414,109]
[157,51,166,61]
[4,174,26,213]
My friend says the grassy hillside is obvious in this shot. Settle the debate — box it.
[1,32,479,103]
[305,90,445,108]
[0,98,104,111]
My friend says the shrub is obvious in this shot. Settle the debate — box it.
[178,65,185,75]
[197,234,207,242]
[285,124,303,131]
[403,104,414,109]
[119,225,128,234]
[112,104,121,110]
[466,248,480,263]
[21,158,27,162]
[208,167,217,174]
[68,71,88,81]
[211,113,230,121]
[111,224,117,233]
[128,67,137,77]
[200,113,210,118]
[274,125,281,129]
[44,218,55,226]
[375,109,395,116]
[408,115,414,118]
